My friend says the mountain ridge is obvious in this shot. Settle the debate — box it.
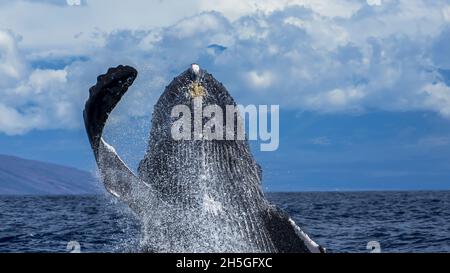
[0,154,101,195]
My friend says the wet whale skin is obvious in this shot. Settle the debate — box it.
[83,65,324,253]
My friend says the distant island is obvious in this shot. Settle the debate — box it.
[0,154,100,195]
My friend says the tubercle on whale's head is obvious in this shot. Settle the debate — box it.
[190,63,201,79]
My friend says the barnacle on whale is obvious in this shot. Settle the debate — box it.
[190,82,205,98]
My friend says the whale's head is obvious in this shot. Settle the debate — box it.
[138,64,255,199]
[147,63,239,142]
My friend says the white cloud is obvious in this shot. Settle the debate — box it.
[66,0,81,6]
[2,0,450,135]
[366,0,382,6]
[246,70,274,89]
[444,6,450,21]
[0,103,38,135]
[0,65,78,134]
[0,30,26,85]
[421,83,450,118]
[28,69,67,92]
[306,88,366,111]
[171,12,228,39]
[283,16,306,28]
[198,0,363,20]
[0,29,81,134]
[0,0,202,51]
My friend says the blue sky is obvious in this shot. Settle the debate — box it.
[1,0,450,191]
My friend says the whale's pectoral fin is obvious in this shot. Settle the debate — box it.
[97,138,145,214]
[83,65,145,210]
[264,206,325,253]
[83,65,138,155]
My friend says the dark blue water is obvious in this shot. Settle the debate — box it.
[0,191,449,253]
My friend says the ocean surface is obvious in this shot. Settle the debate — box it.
[0,191,449,253]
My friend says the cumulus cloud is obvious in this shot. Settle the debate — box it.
[198,0,363,20]
[66,0,82,6]
[0,30,26,86]
[246,70,275,89]
[0,30,84,134]
[366,0,382,6]
[305,88,366,112]
[1,0,450,135]
[421,83,450,118]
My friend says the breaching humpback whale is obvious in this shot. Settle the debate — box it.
[83,64,325,253]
